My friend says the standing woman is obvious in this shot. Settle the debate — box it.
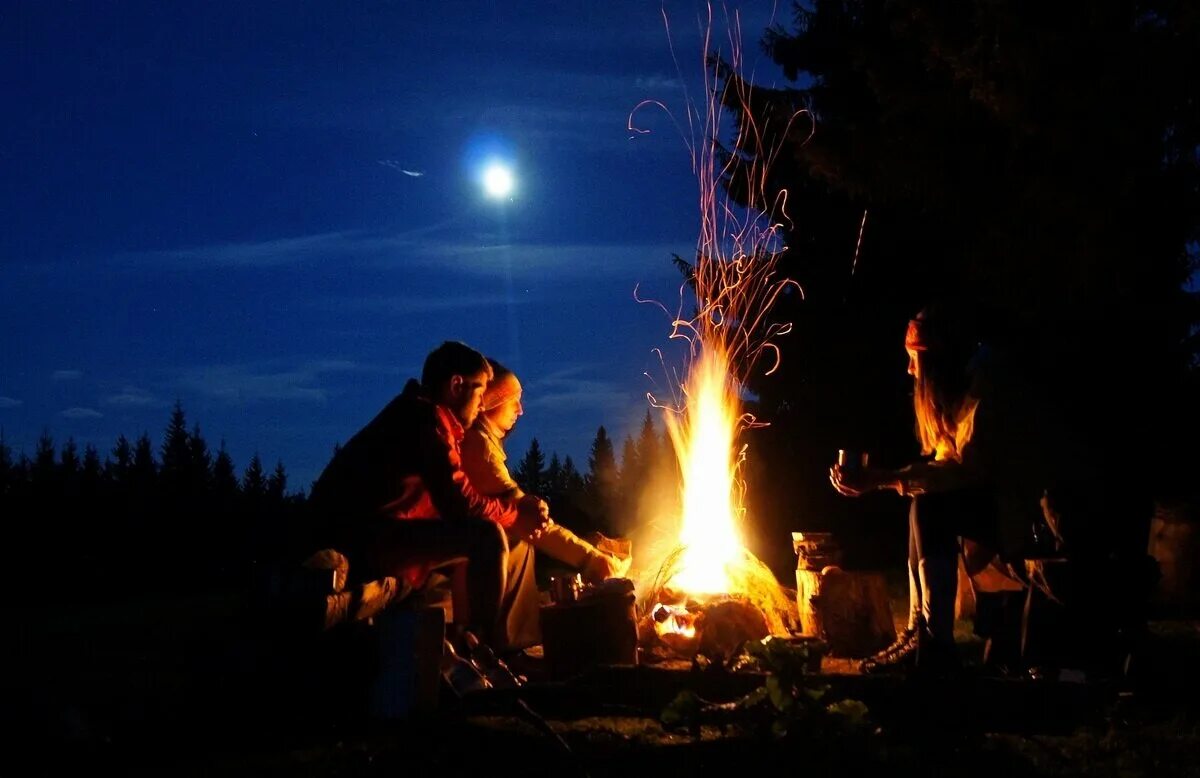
[830,306,1000,673]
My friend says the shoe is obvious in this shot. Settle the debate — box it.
[914,636,961,678]
[859,625,920,674]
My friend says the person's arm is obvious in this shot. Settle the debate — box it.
[418,413,519,527]
[885,457,985,496]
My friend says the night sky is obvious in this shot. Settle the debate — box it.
[1,1,786,491]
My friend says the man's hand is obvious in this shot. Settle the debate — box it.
[512,494,551,541]
[582,551,631,584]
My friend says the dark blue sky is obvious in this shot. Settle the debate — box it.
[1,1,788,490]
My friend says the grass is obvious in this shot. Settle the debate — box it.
[15,579,1200,777]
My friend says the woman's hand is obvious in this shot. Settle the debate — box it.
[829,464,897,497]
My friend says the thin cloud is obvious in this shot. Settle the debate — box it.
[0,396,22,408]
[399,241,682,281]
[309,292,538,315]
[525,364,635,415]
[52,369,83,381]
[102,386,167,408]
[377,160,424,177]
[118,228,683,283]
[60,407,103,419]
[117,223,459,269]
[174,360,363,405]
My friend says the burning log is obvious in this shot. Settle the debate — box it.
[641,593,773,665]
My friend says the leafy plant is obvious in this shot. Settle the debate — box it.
[660,636,871,739]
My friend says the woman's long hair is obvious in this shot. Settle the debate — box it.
[909,309,980,462]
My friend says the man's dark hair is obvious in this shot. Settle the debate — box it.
[422,341,490,390]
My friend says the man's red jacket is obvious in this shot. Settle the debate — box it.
[310,379,518,580]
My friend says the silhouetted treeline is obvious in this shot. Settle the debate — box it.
[2,402,304,601]
[513,410,681,545]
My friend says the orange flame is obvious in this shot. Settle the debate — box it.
[663,346,743,594]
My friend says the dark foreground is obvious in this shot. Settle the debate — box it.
[14,587,1200,777]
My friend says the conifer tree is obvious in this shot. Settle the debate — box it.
[267,460,288,503]
[0,432,12,497]
[514,438,546,495]
[109,434,133,486]
[562,455,585,499]
[544,452,564,504]
[212,442,239,501]
[131,433,158,488]
[585,426,618,530]
[81,443,103,498]
[637,410,660,475]
[242,453,267,500]
[188,423,213,497]
[160,402,192,500]
[59,437,80,483]
[32,430,56,487]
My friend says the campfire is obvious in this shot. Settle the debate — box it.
[625,20,812,664]
[635,343,797,662]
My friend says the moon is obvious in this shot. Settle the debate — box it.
[482,162,515,199]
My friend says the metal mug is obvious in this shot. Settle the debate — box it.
[837,449,869,472]
[549,574,580,604]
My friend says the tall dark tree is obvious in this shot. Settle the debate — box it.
[131,433,158,491]
[108,434,133,488]
[0,432,12,497]
[242,454,267,500]
[514,438,546,496]
[618,434,639,483]
[188,423,213,497]
[709,1,1200,566]
[59,437,80,488]
[614,434,645,534]
[160,401,193,501]
[212,442,239,502]
[32,430,56,487]
[636,410,660,476]
[562,455,585,500]
[267,460,288,503]
[544,453,564,505]
[586,426,618,531]
[80,444,103,498]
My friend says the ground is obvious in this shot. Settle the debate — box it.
[14,581,1200,777]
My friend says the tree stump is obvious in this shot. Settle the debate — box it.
[795,567,894,657]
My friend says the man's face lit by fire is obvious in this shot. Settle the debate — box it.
[485,390,523,436]
[447,370,490,428]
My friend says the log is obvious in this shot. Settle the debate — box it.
[1148,500,1199,616]
[795,567,894,657]
[541,585,638,680]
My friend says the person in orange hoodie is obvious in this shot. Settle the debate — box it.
[461,358,630,648]
[309,341,549,649]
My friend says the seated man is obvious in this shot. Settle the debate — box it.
[308,341,548,650]
[461,358,630,649]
